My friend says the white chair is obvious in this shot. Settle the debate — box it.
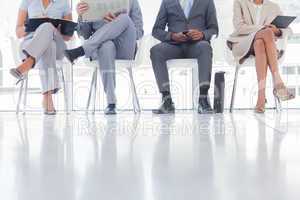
[10,37,68,114]
[227,30,292,113]
[80,39,143,114]
[142,35,218,110]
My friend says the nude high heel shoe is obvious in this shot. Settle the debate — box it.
[255,99,267,114]
[273,85,295,101]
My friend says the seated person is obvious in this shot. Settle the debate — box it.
[150,0,219,114]
[10,0,72,115]
[64,0,144,115]
[227,0,295,113]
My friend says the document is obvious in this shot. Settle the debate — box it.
[82,0,130,22]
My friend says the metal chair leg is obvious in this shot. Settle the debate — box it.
[86,68,97,113]
[92,69,98,114]
[192,67,197,110]
[17,79,25,114]
[23,75,29,115]
[60,68,69,114]
[128,67,141,113]
[230,65,240,113]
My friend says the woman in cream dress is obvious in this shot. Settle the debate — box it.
[228,0,294,113]
[10,0,72,115]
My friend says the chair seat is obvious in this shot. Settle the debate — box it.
[75,58,135,70]
[236,55,285,68]
[167,59,197,69]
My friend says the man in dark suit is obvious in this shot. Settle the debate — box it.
[151,0,219,114]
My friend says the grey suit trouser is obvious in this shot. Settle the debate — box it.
[20,23,66,94]
[83,14,137,104]
[150,41,213,94]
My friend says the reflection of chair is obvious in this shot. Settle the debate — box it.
[82,39,144,114]
[227,30,292,113]
[10,37,68,114]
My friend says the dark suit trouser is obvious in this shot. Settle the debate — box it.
[150,41,213,93]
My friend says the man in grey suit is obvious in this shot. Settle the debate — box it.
[65,0,144,115]
[151,0,218,114]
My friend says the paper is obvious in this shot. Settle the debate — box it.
[82,0,130,22]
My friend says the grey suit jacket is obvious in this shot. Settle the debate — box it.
[152,0,219,42]
[77,0,144,40]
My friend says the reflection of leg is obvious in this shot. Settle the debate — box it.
[253,38,268,111]
[97,41,117,105]
[83,14,132,58]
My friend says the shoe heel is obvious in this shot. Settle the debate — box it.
[274,95,282,112]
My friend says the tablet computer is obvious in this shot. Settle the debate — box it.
[271,15,297,29]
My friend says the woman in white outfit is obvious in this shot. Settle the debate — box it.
[10,0,72,115]
[227,0,295,113]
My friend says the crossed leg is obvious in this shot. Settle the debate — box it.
[254,28,284,88]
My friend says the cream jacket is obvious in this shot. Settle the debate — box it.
[228,0,290,62]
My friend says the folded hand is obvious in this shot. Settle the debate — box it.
[171,32,189,43]
[186,29,204,41]
[104,12,117,22]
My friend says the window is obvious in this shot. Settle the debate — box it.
[282,67,296,75]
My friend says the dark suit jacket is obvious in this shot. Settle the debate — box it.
[152,0,219,42]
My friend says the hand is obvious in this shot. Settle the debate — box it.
[16,26,27,38]
[171,32,189,43]
[186,29,204,41]
[77,2,89,16]
[266,24,281,36]
[103,12,117,22]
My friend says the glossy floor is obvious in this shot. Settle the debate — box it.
[0,111,300,200]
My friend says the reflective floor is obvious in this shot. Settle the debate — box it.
[0,111,300,200]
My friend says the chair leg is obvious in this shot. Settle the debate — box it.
[192,67,197,110]
[23,75,29,115]
[128,67,141,113]
[60,68,68,114]
[92,69,98,114]
[86,68,97,113]
[16,79,25,114]
[230,65,240,113]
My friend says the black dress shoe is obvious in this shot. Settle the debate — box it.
[104,104,117,115]
[198,97,214,114]
[152,99,175,114]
